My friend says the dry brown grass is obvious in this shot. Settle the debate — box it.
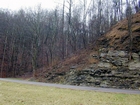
[98,12,140,51]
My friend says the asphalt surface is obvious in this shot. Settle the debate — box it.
[0,78,140,94]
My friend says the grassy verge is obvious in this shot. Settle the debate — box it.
[0,81,140,105]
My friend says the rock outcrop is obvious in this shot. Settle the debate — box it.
[65,49,140,89]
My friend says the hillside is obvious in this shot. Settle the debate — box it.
[37,12,140,89]
[98,12,140,52]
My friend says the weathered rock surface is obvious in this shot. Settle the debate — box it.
[129,62,140,70]
[65,49,140,89]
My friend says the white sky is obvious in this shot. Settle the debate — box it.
[1,0,135,12]
[0,0,62,11]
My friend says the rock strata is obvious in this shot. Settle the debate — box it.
[65,49,140,89]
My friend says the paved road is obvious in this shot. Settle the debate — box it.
[0,78,140,94]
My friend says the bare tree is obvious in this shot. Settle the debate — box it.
[126,2,133,60]
[1,36,7,77]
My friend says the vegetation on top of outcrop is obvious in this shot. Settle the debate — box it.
[98,12,140,53]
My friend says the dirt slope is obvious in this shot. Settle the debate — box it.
[98,12,140,52]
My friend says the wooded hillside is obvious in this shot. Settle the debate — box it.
[0,0,140,78]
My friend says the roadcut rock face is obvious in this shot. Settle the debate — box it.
[65,49,140,89]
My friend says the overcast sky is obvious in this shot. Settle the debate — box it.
[0,0,63,11]
[1,0,136,12]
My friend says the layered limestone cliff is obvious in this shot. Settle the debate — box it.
[65,49,140,89]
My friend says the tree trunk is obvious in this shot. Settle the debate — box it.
[1,36,7,78]
[126,4,132,61]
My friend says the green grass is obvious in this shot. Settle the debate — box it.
[0,81,140,105]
